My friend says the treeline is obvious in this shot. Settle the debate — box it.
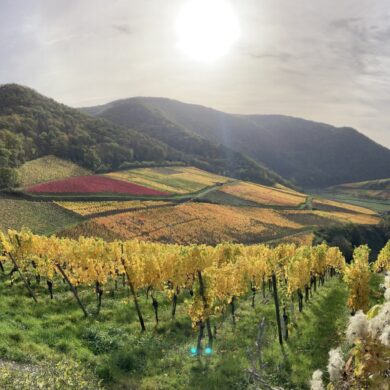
[0,84,181,188]
[0,84,286,190]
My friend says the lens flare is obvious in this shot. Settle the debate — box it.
[176,0,239,62]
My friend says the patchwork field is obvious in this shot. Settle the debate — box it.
[312,198,378,215]
[0,195,83,235]
[59,203,304,244]
[105,166,230,194]
[220,181,307,206]
[17,155,91,187]
[3,163,383,246]
[327,178,390,201]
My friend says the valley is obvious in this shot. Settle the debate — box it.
[0,156,382,247]
[0,84,389,390]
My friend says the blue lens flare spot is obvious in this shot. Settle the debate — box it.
[190,347,197,355]
[205,347,212,355]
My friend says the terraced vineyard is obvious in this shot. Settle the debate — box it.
[58,200,379,245]
[56,200,173,217]
[312,198,378,215]
[328,178,390,201]
[105,166,230,194]
[26,175,169,196]
[3,161,383,246]
[220,181,306,206]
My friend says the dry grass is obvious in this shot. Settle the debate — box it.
[221,181,306,206]
[17,155,91,187]
[105,166,230,194]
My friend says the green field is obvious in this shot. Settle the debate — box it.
[1,267,381,389]
[17,156,92,187]
[0,195,83,235]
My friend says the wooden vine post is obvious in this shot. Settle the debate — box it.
[271,272,283,346]
[197,270,213,347]
[120,244,146,331]
[7,252,38,303]
[56,263,88,318]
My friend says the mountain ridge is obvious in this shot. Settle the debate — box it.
[81,96,390,188]
[0,84,285,188]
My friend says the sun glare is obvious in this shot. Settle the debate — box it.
[176,0,239,62]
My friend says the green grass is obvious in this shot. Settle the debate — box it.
[17,155,91,187]
[0,195,83,235]
[0,268,356,389]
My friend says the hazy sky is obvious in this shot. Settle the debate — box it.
[1,0,390,147]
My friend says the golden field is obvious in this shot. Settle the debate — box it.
[221,181,307,206]
[55,200,172,216]
[72,203,303,245]
[313,198,377,215]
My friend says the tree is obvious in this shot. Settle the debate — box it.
[0,167,18,189]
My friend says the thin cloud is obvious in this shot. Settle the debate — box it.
[112,24,133,35]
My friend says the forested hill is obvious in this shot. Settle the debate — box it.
[84,97,390,188]
[0,84,286,189]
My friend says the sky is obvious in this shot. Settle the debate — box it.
[0,0,390,148]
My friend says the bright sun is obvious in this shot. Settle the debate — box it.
[176,0,239,62]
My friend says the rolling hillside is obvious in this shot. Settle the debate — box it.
[17,155,92,186]
[328,178,390,201]
[0,158,380,244]
[0,84,287,190]
[83,97,390,188]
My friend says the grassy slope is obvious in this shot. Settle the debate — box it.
[0,195,83,235]
[17,156,92,187]
[318,178,390,213]
[1,265,371,389]
[317,192,390,213]
[328,178,390,201]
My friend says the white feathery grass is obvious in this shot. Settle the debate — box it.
[346,310,368,343]
[384,274,390,289]
[310,369,324,390]
[379,325,390,347]
[327,348,345,383]
[384,288,390,302]
[368,302,390,340]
